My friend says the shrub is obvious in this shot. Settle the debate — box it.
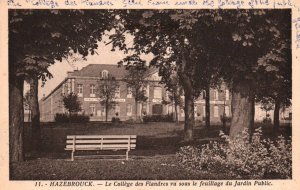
[176,128,292,179]
[54,113,69,122]
[220,115,232,123]
[111,117,121,123]
[143,115,173,122]
[54,113,89,123]
[263,117,272,123]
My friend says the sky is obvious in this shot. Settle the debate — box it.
[36,35,153,100]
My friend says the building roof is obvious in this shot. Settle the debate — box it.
[70,64,157,79]
[70,64,126,78]
[41,64,158,101]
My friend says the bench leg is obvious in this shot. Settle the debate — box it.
[126,150,129,160]
[71,151,75,161]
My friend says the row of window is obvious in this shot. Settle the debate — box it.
[201,90,230,101]
[89,104,132,116]
[76,84,163,99]
[178,105,230,117]
[76,84,229,101]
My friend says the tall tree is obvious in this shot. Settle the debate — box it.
[255,16,292,131]
[122,59,148,121]
[163,75,183,123]
[9,10,113,162]
[110,10,291,141]
[112,10,208,141]
[97,74,119,122]
[28,75,41,151]
[62,93,82,122]
[173,10,291,139]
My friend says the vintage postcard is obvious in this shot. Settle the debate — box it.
[0,0,300,189]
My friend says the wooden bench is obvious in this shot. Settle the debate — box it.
[65,135,136,161]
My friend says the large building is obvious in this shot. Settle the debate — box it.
[39,64,232,122]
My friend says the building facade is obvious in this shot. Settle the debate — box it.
[39,64,233,122]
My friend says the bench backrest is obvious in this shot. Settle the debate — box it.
[65,135,136,151]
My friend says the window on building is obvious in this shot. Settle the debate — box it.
[225,89,229,100]
[101,106,106,116]
[168,105,173,114]
[115,86,120,98]
[127,86,132,98]
[77,84,83,97]
[214,106,219,117]
[203,106,206,117]
[225,106,230,116]
[67,82,71,94]
[194,105,198,117]
[165,91,170,101]
[180,108,185,117]
[142,86,147,96]
[127,104,132,116]
[90,104,96,116]
[90,84,96,97]
[154,86,162,99]
[213,90,218,100]
[102,70,108,78]
[142,103,147,115]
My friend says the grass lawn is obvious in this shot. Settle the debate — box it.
[11,156,228,180]
[10,121,291,180]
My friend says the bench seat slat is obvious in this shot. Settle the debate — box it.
[66,139,136,144]
[66,144,136,149]
[65,147,135,151]
[67,135,136,139]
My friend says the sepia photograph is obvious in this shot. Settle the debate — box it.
[8,9,292,181]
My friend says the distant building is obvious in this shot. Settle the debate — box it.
[255,104,292,123]
[39,64,233,122]
[38,64,292,123]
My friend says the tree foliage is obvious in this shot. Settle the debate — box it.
[97,74,119,122]
[62,93,82,115]
[122,62,149,120]
[10,10,114,81]
[163,74,183,123]
[9,10,114,162]
[110,9,291,140]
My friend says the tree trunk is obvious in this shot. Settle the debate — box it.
[174,101,178,123]
[9,74,25,162]
[180,74,195,141]
[222,101,226,130]
[249,95,255,142]
[183,89,194,141]
[229,79,255,139]
[135,99,138,121]
[179,45,194,142]
[29,76,41,152]
[273,99,281,131]
[205,83,210,129]
[105,101,108,122]
[68,111,72,125]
